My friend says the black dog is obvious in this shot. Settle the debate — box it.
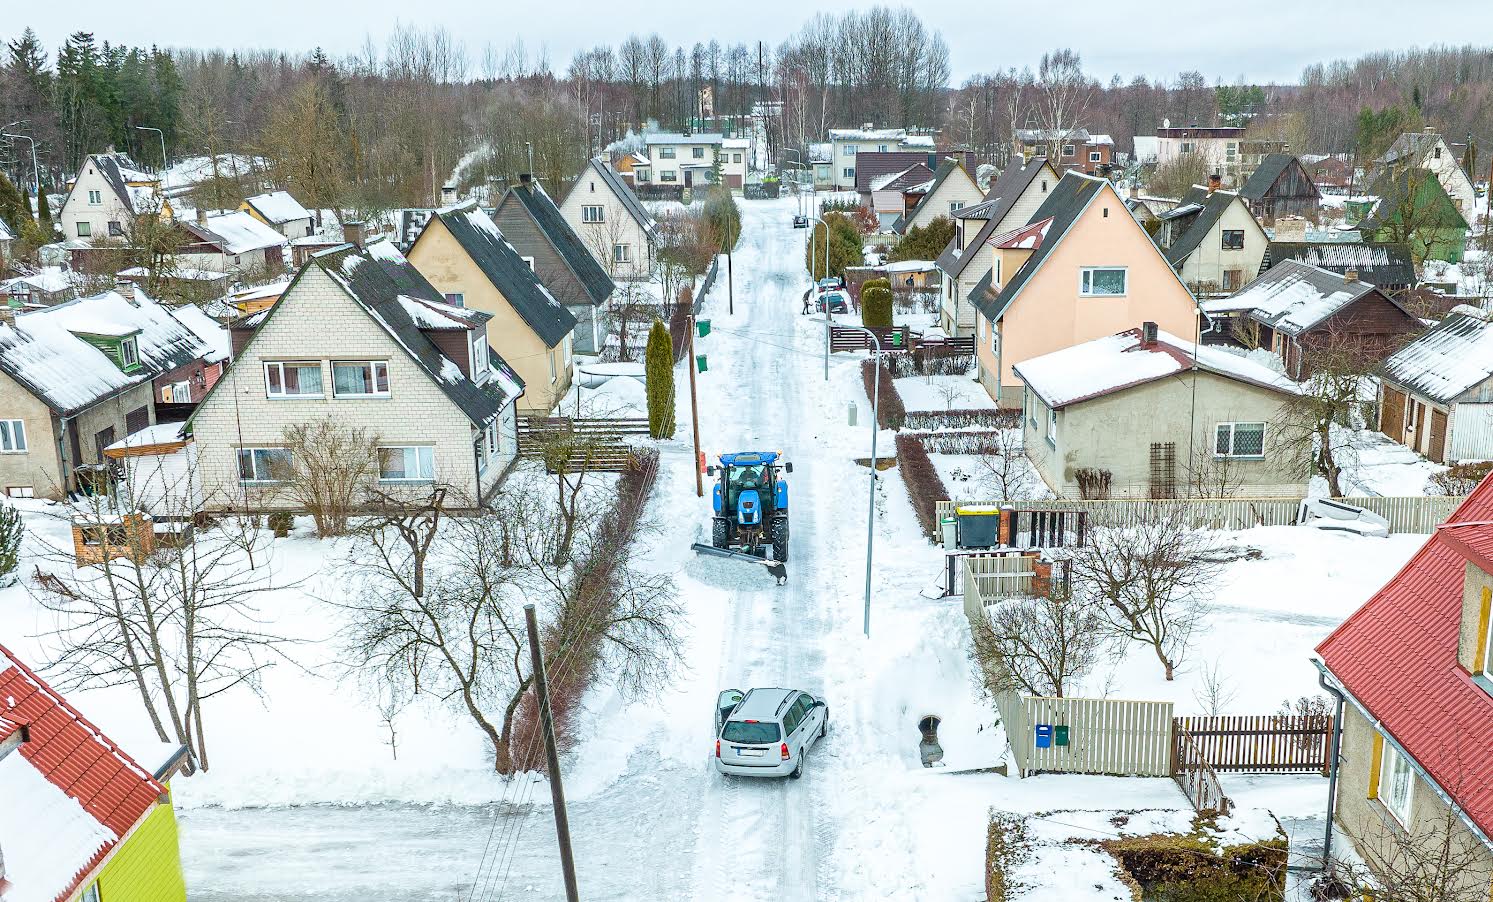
[763,560,788,586]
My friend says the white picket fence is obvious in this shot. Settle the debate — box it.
[995,691,1175,778]
[937,494,1465,546]
[961,553,1036,617]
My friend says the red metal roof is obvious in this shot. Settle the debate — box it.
[0,644,166,902]
[1316,487,1493,838]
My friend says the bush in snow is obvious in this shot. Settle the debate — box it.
[861,282,893,329]
[969,588,1105,699]
[645,319,677,439]
[893,433,947,539]
[1430,461,1493,496]
[862,358,906,430]
[0,501,21,587]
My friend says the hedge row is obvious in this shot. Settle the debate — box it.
[903,409,1021,431]
[861,358,907,430]
[894,433,948,540]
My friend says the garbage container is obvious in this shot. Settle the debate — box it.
[955,505,1000,548]
[939,516,957,549]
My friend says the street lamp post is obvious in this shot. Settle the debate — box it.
[806,214,829,381]
[2,132,39,204]
[135,125,167,173]
[828,320,882,637]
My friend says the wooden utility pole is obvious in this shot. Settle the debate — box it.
[524,604,580,902]
[687,311,704,497]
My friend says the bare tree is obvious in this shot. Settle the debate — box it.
[1067,511,1221,681]
[277,417,380,538]
[1033,49,1092,161]
[976,430,1032,500]
[970,586,1105,698]
[1331,804,1493,902]
[1191,658,1237,715]
[1276,343,1377,498]
[1184,444,1245,499]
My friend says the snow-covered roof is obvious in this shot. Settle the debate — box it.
[1015,327,1299,409]
[191,211,288,255]
[0,289,218,414]
[830,127,908,142]
[808,142,832,163]
[2,267,78,295]
[396,294,489,330]
[160,153,264,196]
[645,132,724,145]
[116,266,228,282]
[1381,308,1493,404]
[1201,259,1385,337]
[722,137,750,149]
[105,421,188,451]
[243,190,312,225]
[901,135,935,148]
[0,747,118,902]
[231,280,291,303]
[990,217,1054,250]
[171,303,231,363]
[883,259,937,273]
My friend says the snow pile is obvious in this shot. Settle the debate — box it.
[0,752,117,902]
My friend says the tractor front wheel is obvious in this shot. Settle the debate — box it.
[712,519,730,549]
[771,518,790,563]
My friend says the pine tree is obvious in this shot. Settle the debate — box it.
[0,501,22,588]
[0,171,32,236]
[645,319,677,439]
[36,180,52,229]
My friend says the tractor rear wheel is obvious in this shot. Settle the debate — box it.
[771,518,789,563]
[712,519,730,549]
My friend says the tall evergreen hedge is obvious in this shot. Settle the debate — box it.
[645,319,677,439]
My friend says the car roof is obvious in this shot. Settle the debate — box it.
[732,688,796,720]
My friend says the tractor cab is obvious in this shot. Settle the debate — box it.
[704,451,792,561]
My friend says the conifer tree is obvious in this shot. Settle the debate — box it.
[645,319,677,439]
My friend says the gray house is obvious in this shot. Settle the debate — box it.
[493,175,616,355]
[1378,307,1493,464]
[1014,323,1305,499]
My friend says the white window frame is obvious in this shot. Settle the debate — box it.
[170,380,191,403]
[469,330,490,384]
[76,221,91,237]
[991,323,1000,356]
[843,145,856,156]
[548,347,558,383]
[521,255,535,270]
[87,189,102,205]
[1089,151,1102,163]
[444,292,465,308]
[0,419,27,453]
[692,147,705,159]
[263,360,325,399]
[613,243,631,264]
[377,445,435,483]
[1484,605,1493,674]
[1062,144,1076,157]
[1047,405,1058,447]
[237,447,292,483]
[842,167,855,179]
[331,360,391,398]
[581,205,605,223]
[1214,422,1266,459]
[876,144,888,153]
[1079,266,1128,297]
[1379,739,1416,825]
[660,171,677,183]
[659,147,676,159]
[6,486,34,498]
[119,337,139,368]
[950,201,964,213]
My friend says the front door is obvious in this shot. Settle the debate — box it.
[684,170,694,189]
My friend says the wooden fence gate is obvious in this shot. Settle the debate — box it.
[1172,714,1333,774]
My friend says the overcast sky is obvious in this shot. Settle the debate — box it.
[17,0,1493,86]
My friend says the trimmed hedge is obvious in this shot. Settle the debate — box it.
[903,409,1022,431]
[1102,833,1287,902]
[861,358,906,430]
[895,432,948,539]
[906,429,1012,455]
[861,284,894,328]
[882,349,976,378]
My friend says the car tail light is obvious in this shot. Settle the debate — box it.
[780,742,791,760]
[715,740,721,758]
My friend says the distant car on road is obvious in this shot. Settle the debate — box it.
[812,289,850,314]
[792,214,809,229]
[816,276,845,291]
[715,687,828,779]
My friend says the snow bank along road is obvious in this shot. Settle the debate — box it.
[180,196,994,900]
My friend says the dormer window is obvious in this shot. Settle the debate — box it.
[469,329,489,384]
[119,337,139,369]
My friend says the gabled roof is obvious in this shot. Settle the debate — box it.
[829,127,907,142]
[870,163,935,192]
[0,289,217,415]
[570,157,657,239]
[1014,326,1299,410]
[1317,481,1493,842]
[1239,153,1319,203]
[1263,241,1416,289]
[183,211,288,255]
[854,152,933,193]
[1378,131,1445,166]
[74,153,157,214]
[0,643,172,902]
[974,172,1117,320]
[935,157,1057,278]
[421,201,578,348]
[498,183,616,307]
[1359,170,1469,234]
[1202,259,1410,337]
[242,190,312,225]
[918,158,975,204]
[1379,308,1493,404]
[1162,186,1251,266]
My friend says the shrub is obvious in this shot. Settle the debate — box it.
[883,349,975,378]
[890,215,955,262]
[1074,467,1113,499]
[903,409,1021,431]
[702,186,742,252]
[907,430,1011,455]
[267,512,294,537]
[862,358,906,430]
[895,433,948,539]
[0,501,22,587]
[805,212,863,279]
[861,284,894,328]
[1102,833,1287,902]
[1430,460,1493,496]
[645,319,677,439]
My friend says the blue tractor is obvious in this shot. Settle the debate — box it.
[695,451,792,563]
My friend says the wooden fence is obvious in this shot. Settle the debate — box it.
[1173,714,1332,774]
[960,553,1036,616]
[936,494,1466,546]
[996,693,1176,778]
[1173,726,1232,816]
[830,324,910,352]
[518,416,650,473]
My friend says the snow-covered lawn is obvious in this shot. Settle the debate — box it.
[895,374,994,411]
[1335,428,1445,496]
[931,450,1049,501]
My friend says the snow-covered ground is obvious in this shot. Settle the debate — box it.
[895,374,995,411]
[0,195,1439,899]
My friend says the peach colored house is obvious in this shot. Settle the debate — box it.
[971,172,1200,406]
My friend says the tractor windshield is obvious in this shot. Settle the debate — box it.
[727,465,768,510]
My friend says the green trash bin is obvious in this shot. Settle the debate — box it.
[955,506,1000,548]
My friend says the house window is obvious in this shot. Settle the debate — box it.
[614,243,631,264]
[6,486,34,498]
[635,168,650,182]
[163,380,191,403]
[1180,142,1196,154]
[659,147,676,159]
[77,221,91,237]
[692,147,705,159]
[1041,180,1048,192]
[378,446,435,482]
[332,360,391,397]
[1089,151,1102,163]
[237,447,292,483]
[842,167,855,179]
[1483,591,1493,674]
[1028,392,1037,428]
[264,361,324,398]
[548,347,558,383]
[108,220,124,237]
[991,324,1000,356]
[843,146,856,156]
[444,292,465,308]
[1215,422,1265,458]
[1222,269,1244,292]
[0,419,26,452]
[1047,405,1058,446]
[119,337,139,369]
[469,330,489,384]
[1062,144,1076,157]
[581,205,605,223]
[732,153,742,163]
[950,201,965,213]
[660,171,677,183]
[1221,229,1245,250]
[87,190,102,205]
[1379,739,1416,825]
[1433,146,1442,160]
[81,883,101,902]
[877,144,888,153]
[1079,267,1127,296]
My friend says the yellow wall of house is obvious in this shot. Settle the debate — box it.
[80,796,187,902]
[408,217,570,413]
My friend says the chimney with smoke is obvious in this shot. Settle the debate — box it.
[440,182,458,205]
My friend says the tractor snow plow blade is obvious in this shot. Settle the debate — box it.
[690,543,768,565]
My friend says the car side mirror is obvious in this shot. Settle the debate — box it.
[784,462,793,473]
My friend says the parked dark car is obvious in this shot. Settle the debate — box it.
[793,215,809,229]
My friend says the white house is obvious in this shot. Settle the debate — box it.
[1375,128,1478,215]
[560,158,659,280]
[1156,184,1269,296]
[58,152,168,241]
[827,126,936,190]
[636,132,724,190]
[180,211,289,276]
[901,159,983,234]
[239,190,316,240]
[721,137,750,189]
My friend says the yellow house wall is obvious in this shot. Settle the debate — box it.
[76,796,187,902]
[977,182,1198,406]
[408,217,572,413]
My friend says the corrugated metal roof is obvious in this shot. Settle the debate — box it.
[1380,310,1493,404]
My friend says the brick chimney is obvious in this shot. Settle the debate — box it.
[440,182,458,205]
[1141,321,1159,346]
[342,220,365,248]
[1207,173,1222,193]
[1273,215,1308,242]
[1345,268,1360,283]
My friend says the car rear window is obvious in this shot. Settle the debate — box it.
[721,720,781,744]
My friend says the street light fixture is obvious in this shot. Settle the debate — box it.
[0,132,39,203]
[135,125,167,173]
[828,320,883,637]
